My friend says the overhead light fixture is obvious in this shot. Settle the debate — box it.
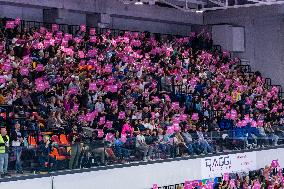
[135,1,144,5]
[195,10,204,13]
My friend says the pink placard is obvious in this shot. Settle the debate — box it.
[97,129,104,138]
[99,116,106,125]
[104,64,112,73]
[36,64,44,72]
[191,113,199,121]
[223,173,229,181]
[15,18,21,25]
[20,67,29,76]
[5,21,15,29]
[229,179,236,188]
[184,181,192,189]
[36,82,45,91]
[105,133,114,142]
[109,85,118,93]
[78,51,85,59]
[166,126,174,135]
[3,62,11,72]
[271,159,280,168]
[80,24,86,32]
[172,102,179,110]
[0,75,6,84]
[118,112,126,119]
[88,82,97,91]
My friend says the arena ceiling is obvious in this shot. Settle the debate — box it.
[118,0,284,12]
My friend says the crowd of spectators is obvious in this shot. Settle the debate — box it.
[0,17,283,176]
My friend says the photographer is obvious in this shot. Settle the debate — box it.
[0,127,10,178]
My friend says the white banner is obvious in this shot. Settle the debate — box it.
[201,152,257,178]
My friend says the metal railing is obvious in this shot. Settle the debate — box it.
[2,127,283,177]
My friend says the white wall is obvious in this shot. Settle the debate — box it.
[1,147,284,189]
[204,5,284,87]
[0,177,51,189]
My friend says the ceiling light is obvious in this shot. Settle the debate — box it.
[196,10,204,13]
[135,2,144,5]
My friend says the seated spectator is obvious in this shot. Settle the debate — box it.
[135,131,153,161]
[196,127,213,154]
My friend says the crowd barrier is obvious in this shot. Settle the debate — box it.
[0,146,284,189]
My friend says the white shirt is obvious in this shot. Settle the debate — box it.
[95,102,105,113]
[136,135,146,147]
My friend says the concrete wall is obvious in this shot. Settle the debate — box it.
[0,4,43,21]
[111,17,191,35]
[204,5,284,87]
[0,0,202,35]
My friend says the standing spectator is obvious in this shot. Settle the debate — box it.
[37,135,56,172]
[68,126,82,169]
[11,123,24,174]
[0,127,10,177]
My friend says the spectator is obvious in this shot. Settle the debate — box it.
[68,126,82,169]
[0,127,10,177]
[135,130,153,161]
[37,135,56,172]
[11,123,24,174]
[196,127,213,154]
